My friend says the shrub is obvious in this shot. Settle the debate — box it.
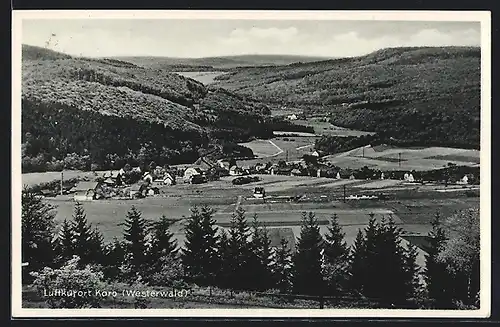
[30,256,106,308]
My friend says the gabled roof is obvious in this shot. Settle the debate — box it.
[73,181,99,192]
[194,157,215,170]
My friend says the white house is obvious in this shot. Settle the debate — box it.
[311,151,320,157]
[336,172,341,180]
[73,181,100,202]
[287,114,298,121]
[143,172,154,183]
[229,165,243,176]
[183,167,201,181]
[459,175,469,185]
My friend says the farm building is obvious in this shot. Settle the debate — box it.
[194,157,216,171]
[73,181,100,201]
[287,114,298,120]
[229,165,243,176]
[184,167,202,180]
[254,163,267,173]
[143,172,154,183]
[129,183,148,198]
[161,172,176,185]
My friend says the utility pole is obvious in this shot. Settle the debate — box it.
[286,150,289,162]
[60,170,64,196]
[343,185,346,202]
[398,152,401,167]
[362,146,365,158]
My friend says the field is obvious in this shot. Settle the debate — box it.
[22,170,96,187]
[293,118,375,137]
[238,136,318,165]
[173,71,226,85]
[40,172,479,254]
[322,145,480,171]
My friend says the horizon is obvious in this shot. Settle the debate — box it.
[23,43,480,61]
[21,19,481,58]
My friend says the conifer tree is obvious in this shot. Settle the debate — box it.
[352,214,415,305]
[404,243,423,301]
[248,214,273,291]
[102,237,126,281]
[88,226,105,265]
[71,202,95,266]
[424,212,453,307]
[225,207,253,290]
[150,215,178,259]
[270,237,293,293]
[323,213,349,295]
[22,189,56,279]
[182,206,219,285]
[57,219,74,263]
[293,212,324,295]
[216,229,232,288]
[122,206,148,276]
[349,229,367,295]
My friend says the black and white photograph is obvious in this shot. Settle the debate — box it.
[11,10,491,318]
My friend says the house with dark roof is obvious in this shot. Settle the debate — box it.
[73,181,100,201]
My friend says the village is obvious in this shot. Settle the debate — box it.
[64,148,478,203]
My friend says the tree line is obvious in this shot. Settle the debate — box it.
[22,189,479,309]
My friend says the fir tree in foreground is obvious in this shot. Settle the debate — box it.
[147,215,182,286]
[122,206,148,279]
[323,214,350,295]
[22,188,56,281]
[71,202,97,266]
[424,212,455,308]
[248,214,273,291]
[293,212,324,296]
[182,206,219,285]
[270,237,293,293]
[349,214,418,306]
[225,207,253,290]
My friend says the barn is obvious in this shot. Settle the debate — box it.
[73,181,100,202]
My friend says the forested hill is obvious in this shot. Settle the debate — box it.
[212,46,481,148]
[21,45,276,172]
[114,54,334,70]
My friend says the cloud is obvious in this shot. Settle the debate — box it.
[22,21,481,58]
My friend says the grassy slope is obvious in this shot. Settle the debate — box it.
[115,54,334,70]
[211,47,481,147]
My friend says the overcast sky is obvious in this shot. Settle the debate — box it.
[22,19,481,58]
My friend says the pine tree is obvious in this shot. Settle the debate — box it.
[323,213,349,295]
[225,207,253,290]
[182,206,219,285]
[349,229,367,295]
[248,214,273,291]
[270,237,293,293]
[354,214,414,306]
[22,189,56,280]
[404,243,423,302]
[150,215,178,259]
[293,212,325,295]
[216,229,232,288]
[88,227,105,265]
[424,212,453,308]
[57,219,74,263]
[122,206,148,277]
[71,202,95,266]
[102,237,126,281]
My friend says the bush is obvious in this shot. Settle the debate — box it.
[30,256,106,308]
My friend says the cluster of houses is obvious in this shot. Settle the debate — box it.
[68,151,476,201]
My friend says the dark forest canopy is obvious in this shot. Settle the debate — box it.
[212,46,481,148]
